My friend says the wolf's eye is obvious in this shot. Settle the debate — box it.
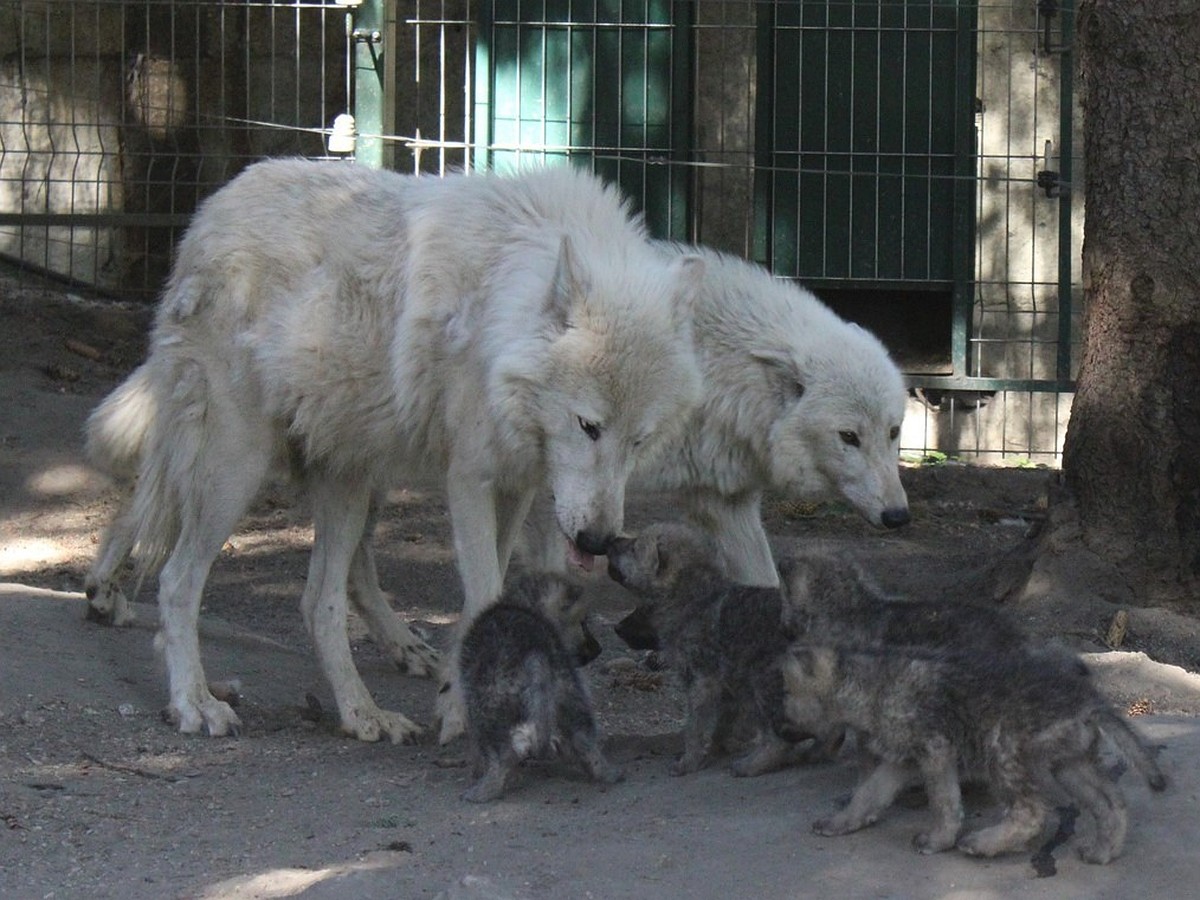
[839,430,860,448]
[578,417,602,442]
[889,425,900,441]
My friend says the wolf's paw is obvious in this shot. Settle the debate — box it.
[83,578,135,627]
[340,706,424,744]
[669,754,707,777]
[593,762,625,786]
[461,777,506,803]
[392,638,440,678]
[955,830,1002,858]
[812,813,870,837]
[163,696,242,737]
[913,829,957,855]
[1074,839,1118,865]
[436,688,468,745]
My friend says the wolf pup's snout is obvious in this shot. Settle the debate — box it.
[605,536,635,584]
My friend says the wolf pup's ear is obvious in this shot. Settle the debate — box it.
[751,349,806,406]
[652,535,672,580]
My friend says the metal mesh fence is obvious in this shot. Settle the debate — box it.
[0,0,1079,463]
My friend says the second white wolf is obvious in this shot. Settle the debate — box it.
[526,245,910,587]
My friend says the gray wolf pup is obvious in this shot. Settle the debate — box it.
[778,549,1033,657]
[459,571,622,802]
[606,522,813,777]
[525,245,909,587]
[84,159,704,743]
[782,642,1166,863]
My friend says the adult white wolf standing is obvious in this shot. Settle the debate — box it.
[526,245,910,587]
[84,159,704,743]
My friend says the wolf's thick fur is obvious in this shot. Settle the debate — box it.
[459,572,622,802]
[783,643,1166,863]
[607,523,814,777]
[526,246,909,586]
[84,159,704,743]
[778,550,1034,658]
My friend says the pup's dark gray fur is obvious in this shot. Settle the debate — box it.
[458,572,622,802]
[779,548,1035,658]
[783,641,1166,863]
[607,523,814,777]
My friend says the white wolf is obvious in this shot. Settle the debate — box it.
[526,245,909,586]
[84,159,704,743]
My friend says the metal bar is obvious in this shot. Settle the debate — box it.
[0,213,192,227]
[906,375,1075,393]
[472,2,493,170]
[352,0,392,168]
[950,0,979,379]
[1056,0,1075,382]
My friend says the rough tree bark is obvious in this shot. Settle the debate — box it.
[1011,1,1200,612]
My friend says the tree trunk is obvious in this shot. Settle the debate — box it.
[1047,1,1200,606]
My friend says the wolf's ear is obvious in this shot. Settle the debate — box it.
[752,349,806,405]
[668,254,705,328]
[544,234,588,330]
[652,535,671,579]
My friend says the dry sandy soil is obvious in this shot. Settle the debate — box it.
[3,268,1200,899]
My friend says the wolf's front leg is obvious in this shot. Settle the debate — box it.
[912,737,963,854]
[437,475,505,744]
[687,491,778,587]
[814,758,913,836]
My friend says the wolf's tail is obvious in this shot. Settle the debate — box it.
[90,356,213,581]
[1093,707,1168,792]
[86,361,159,479]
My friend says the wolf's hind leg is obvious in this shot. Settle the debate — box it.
[1055,758,1128,864]
[348,494,440,677]
[158,471,265,737]
[731,732,812,777]
[85,504,137,626]
[957,795,1050,858]
[305,477,423,744]
[461,749,518,803]
[673,676,723,775]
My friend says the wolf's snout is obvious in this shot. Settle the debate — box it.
[574,529,614,557]
[880,507,910,529]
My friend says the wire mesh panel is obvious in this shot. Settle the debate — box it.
[0,1,348,295]
[474,0,694,240]
[0,0,1081,462]
[753,0,978,379]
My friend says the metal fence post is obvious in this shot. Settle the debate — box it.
[350,0,394,168]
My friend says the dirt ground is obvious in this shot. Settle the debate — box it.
[3,269,1200,899]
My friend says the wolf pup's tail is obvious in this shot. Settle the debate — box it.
[1094,707,1168,792]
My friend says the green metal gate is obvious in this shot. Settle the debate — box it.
[753,0,978,377]
[473,0,694,240]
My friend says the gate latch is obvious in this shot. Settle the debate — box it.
[1037,139,1071,198]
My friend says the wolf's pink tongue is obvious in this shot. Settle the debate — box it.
[567,539,596,572]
